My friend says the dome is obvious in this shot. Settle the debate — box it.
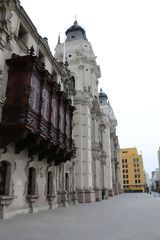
[65,20,87,39]
[99,88,108,101]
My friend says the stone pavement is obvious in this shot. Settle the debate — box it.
[0,193,160,240]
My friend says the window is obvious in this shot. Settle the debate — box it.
[138,174,140,178]
[38,50,45,63]
[134,169,137,172]
[126,175,128,178]
[123,151,128,154]
[18,23,28,45]
[137,164,139,167]
[138,179,141,183]
[41,88,50,121]
[59,104,65,133]
[126,170,128,173]
[29,75,40,113]
[51,97,58,128]
[27,167,36,195]
[65,173,69,191]
[123,180,126,184]
[126,180,129,184]
[122,159,124,163]
[66,112,71,137]
[135,174,137,178]
[123,170,125,173]
[0,161,11,195]
[134,164,136,167]
[125,159,127,163]
[123,175,125,178]
[47,171,53,195]
[135,180,137,183]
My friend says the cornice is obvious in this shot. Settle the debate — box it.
[74,90,93,107]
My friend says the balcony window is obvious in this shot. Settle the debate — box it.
[41,88,50,121]
[59,104,65,133]
[66,111,71,137]
[29,75,40,113]
[51,97,58,128]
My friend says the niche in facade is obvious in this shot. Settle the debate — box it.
[47,171,53,195]
[27,167,36,195]
[0,161,11,196]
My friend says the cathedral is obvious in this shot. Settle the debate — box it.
[55,20,122,201]
[0,0,121,219]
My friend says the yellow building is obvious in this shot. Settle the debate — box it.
[120,148,145,192]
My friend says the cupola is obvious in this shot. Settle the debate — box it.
[99,88,108,105]
[65,20,87,41]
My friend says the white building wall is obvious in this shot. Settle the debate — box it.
[103,124,113,190]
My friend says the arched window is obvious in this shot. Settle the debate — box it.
[0,161,11,196]
[27,167,36,195]
[47,171,53,195]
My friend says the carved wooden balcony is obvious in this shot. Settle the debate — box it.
[0,54,76,164]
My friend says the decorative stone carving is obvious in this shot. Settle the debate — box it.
[0,195,14,219]
[26,195,39,213]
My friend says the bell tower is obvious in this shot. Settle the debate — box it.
[55,21,101,203]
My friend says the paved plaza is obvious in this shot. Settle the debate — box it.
[0,193,160,240]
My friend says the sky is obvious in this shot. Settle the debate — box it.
[20,0,160,175]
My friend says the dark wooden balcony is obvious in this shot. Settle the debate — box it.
[0,54,76,164]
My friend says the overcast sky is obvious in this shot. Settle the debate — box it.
[20,0,160,175]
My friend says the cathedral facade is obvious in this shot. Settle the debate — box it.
[55,21,122,202]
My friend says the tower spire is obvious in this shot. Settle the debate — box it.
[58,32,60,44]
[74,15,78,25]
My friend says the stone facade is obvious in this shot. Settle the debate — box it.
[99,89,122,196]
[0,1,77,219]
[55,21,122,202]
[0,1,121,219]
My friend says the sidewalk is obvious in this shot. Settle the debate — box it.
[0,193,160,240]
